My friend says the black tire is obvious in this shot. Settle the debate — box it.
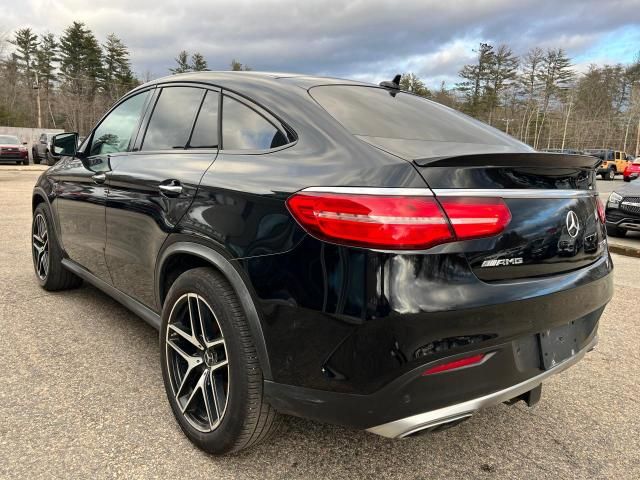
[15,160,21,165]
[160,267,279,455]
[606,224,627,237]
[606,168,615,181]
[46,152,56,166]
[33,151,41,164]
[22,159,29,165]
[32,203,83,291]
[624,177,630,182]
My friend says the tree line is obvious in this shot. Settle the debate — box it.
[0,22,138,134]
[0,22,250,135]
[401,43,640,154]
[1,24,639,154]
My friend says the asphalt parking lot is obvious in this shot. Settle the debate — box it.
[1,167,639,479]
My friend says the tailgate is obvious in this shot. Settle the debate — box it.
[416,153,606,281]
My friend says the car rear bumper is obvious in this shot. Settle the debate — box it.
[366,333,598,438]
[263,286,608,432]
[606,209,640,231]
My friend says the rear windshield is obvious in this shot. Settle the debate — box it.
[309,85,516,146]
[0,135,19,144]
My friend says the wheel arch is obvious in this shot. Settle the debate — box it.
[155,240,273,380]
[32,189,48,212]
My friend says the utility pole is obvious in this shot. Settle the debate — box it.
[34,71,42,129]
[561,100,572,151]
[636,116,640,158]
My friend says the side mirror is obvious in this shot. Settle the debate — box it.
[51,132,78,158]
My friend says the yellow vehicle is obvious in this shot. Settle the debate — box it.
[585,149,631,180]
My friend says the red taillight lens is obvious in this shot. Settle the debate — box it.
[596,197,606,224]
[438,197,511,240]
[286,192,453,249]
[422,354,486,375]
[287,190,512,250]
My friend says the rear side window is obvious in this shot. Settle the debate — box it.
[222,95,287,150]
[142,87,204,151]
[310,85,515,145]
[189,90,219,148]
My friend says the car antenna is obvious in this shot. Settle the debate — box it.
[379,74,401,90]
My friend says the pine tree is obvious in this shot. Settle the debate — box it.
[9,28,39,82]
[485,45,519,123]
[400,73,431,98]
[170,51,191,74]
[58,22,104,132]
[190,52,208,71]
[101,33,137,99]
[59,21,103,94]
[35,33,59,127]
[457,43,495,117]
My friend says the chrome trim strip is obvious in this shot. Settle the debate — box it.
[432,189,596,199]
[301,187,434,196]
[366,334,598,439]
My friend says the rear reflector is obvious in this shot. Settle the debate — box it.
[421,354,486,375]
[286,189,512,250]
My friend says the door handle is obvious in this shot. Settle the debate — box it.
[159,181,183,197]
[92,172,106,184]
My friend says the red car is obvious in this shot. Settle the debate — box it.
[0,134,29,165]
[623,158,640,182]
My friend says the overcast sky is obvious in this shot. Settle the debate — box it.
[2,0,639,86]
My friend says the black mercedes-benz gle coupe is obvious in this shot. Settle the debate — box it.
[32,72,613,454]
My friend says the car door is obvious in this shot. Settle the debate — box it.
[37,134,46,158]
[104,85,220,308]
[55,89,153,282]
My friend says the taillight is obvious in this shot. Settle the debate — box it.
[438,197,511,240]
[596,197,606,224]
[286,188,511,250]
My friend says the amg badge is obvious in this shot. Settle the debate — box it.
[481,258,524,267]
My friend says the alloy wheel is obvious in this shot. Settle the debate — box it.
[32,213,49,280]
[165,293,229,432]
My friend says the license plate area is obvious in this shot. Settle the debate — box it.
[539,320,579,370]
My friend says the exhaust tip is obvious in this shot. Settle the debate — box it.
[400,413,473,438]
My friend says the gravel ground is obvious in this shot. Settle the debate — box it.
[1,168,639,479]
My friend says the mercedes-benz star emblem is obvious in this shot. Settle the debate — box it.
[566,211,580,238]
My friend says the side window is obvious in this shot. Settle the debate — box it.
[615,152,621,160]
[222,95,287,150]
[90,91,150,156]
[141,87,204,151]
[189,90,219,148]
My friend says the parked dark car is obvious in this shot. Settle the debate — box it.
[32,132,61,165]
[0,134,29,165]
[32,72,614,455]
[605,180,640,236]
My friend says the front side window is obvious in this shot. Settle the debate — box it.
[142,87,204,151]
[222,95,287,150]
[89,91,150,156]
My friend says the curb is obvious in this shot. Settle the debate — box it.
[0,165,48,171]
[608,242,640,258]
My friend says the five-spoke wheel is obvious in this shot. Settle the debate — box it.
[32,213,49,281]
[165,293,230,432]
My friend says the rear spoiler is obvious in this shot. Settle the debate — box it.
[413,152,601,169]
